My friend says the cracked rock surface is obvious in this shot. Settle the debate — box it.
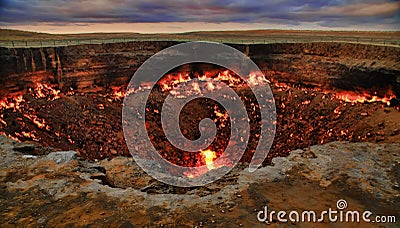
[0,135,399,227]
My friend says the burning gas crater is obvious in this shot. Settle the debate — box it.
[0,68,398,174]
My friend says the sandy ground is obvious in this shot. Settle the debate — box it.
[1,29,399,48]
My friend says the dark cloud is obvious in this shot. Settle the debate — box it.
[0,0,398,29]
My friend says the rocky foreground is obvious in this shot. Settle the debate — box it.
[0,135,399,227]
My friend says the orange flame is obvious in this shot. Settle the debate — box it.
[110,86,125,100]
[29,83,60,101]
[158,73,191,91]
[15,131,39,141]
[0,95,24,111]
[201,149,217,170]
[270,79,396,106]
[333,91,396,106]
[156,70,265,93]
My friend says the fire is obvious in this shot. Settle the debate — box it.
[157,69,259,93]
[192,82,201,94]
[15,131,39,141]
[201,149,217,170]
[214,106,229,128]
[333,107,342,115]
[0,95,24,111]
[66,87,75,96]
[29,83,60,101]
[159,73,191,91]
[113,91,124,100]
[182,149,219,179]
[110,86,125,100]
[270,79,396,106]
[333,91,396,106]
[215,70,238,86]
[248,73,268,86]
[1,133,21,142]
[23,114,50,130]
[207,81,215,91]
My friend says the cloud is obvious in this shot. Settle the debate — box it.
[296,2,399,17]
[0,0,399,30]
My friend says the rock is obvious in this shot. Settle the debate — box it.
[1,134,399,227]
[13,142,38,154]
[76,162,106,174]
[22,155,37,159]
[46,151,78,164]
[110,149,118,155]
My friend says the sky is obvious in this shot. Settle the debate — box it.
[0,0,399,33]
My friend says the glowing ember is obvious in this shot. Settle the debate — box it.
[66,87,75,96]
[110,86,125,100]
[0,95,24,111]
[1,133,20,142]
[247,73,268,86]
[215,70,242,87]
[270,79,396,106]
[23,114,50,130]
[0,67,398,165]
[29,83,60,101]
[201,149,217,170]
[214,106,229,128]
[159,73,191,91]
[333,91,396,106]
[15,131,39,141]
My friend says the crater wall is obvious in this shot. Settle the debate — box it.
[1,42,399,97]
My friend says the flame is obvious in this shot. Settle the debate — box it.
[158,73,191,91]
[270,79,396,106]
[66,87,75,96]
[15,131,39,141]
[248,73,267,86]
[192,82,201,94]
[201,149,217,170]
[207,81,215,91]
[1,133,21,142]
[333,107,342,115]
[184,149,219,178]
[110,86,125,100]
[23,114,50,130]
[214,106,229,128]
[0,95,24,111]
[333,91,396,106]
[113,90,124,100]
[215,70,242,87]
[29,83,60,101]
[156,70,261,94]
[0,116,6,126]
